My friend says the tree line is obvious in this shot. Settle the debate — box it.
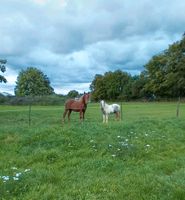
[1,34,185,103]
[91,34,185,101]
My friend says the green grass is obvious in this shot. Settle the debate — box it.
[0,102,185,200]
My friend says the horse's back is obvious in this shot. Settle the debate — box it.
[65,99,74,108]
[65,99,85,111]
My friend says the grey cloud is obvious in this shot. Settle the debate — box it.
[1,0,185,94]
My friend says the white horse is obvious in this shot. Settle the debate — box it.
[100,100,121,123]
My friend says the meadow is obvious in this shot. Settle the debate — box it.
[0,102,185,200]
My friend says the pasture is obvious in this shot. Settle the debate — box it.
[0,102,185,200]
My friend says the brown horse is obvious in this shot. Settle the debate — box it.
[63,92,90,122]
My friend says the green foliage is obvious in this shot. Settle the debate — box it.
[90,34,185,101]
[90,70,132,101]
[0,59,7,83]
[14,67,54,96]
[67,90,79,98]
[130,74,148,99]
[90,71,152,101]
[0,103,185,199]
[144,34,185,98]
[90,74,107,100]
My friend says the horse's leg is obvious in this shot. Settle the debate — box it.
[115,112,120,120]
[79,110,83,122]
[103,114,105,123]
[63,109,68,122]
[82,111,85,121]
[105,114,108,123]
[67,110,72,122]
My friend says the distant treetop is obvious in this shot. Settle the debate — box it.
[14,67,54,96]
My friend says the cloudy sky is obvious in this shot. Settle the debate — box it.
[0,0,185,95]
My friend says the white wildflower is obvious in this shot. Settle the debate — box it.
[11,167,17,170]
[15,172,22,177]
[2,176,9,182]
[120,142,128,147]
[13,177,19,181]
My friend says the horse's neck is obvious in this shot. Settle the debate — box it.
[102,102,109,112]
[78,95,86,105]
[104,102,109,109]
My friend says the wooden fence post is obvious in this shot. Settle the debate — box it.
[28,103,31,126]
[120,101,122,121]
[176,96,180,117]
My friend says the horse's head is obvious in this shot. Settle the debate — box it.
[100,100,105,108]
[83,92,91,104]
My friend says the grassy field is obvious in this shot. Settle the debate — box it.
[0,102,185,200]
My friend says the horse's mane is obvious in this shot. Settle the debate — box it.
[77,93,89,105]
[78,94,85,102]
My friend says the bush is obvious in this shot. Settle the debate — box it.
[0,95,67,106]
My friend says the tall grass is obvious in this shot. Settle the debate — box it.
[0,103,185,199]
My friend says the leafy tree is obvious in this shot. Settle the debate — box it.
[130,75,143,99]
[90,33,185,101]
[103,71,122,100]
[164,37,185,97]
[90,70,132,101]
[144,34,185,98]
[90,74,107,101]
[67,90,79,98]
[15,67,54,96]
[144,54,169,97]
[115,70,132,100]
[0,59,7,83]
